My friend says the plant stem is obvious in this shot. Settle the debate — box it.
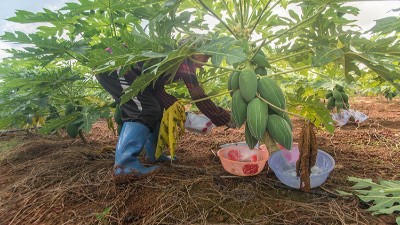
[256,93,309,120]
[269,49,313,64]
[244,0,250,25]
[250,0,281,59]
[268,65,312,77]
[190,90,231,104]
[239,0,244,28]
[221,0,236,23]
[380,188,400,193]
[249,0,272,34]
[247,0,263,28]
[200,72,230,84]
[189,58,241,72]
[232,1,243,29]
[108,1,117,37]
[64,51,77,62]
[195,0,237,39]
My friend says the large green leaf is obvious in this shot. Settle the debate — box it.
[7,9,63,23]
[312,46,344,67]
[341,177,400,222]
[369,16,400,35]
[286,87,335,133]
[39,113,81,134]
[198,36,247,66]
[120,45,193,105]
[346,52,400,91]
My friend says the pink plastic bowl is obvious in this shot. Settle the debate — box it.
[217,145,270,176]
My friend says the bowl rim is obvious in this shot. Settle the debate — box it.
[217,148,269,164]
[269,149,335,177]
[219,141,254,149]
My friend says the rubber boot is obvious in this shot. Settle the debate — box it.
[114,122,159,182]
[144,123,178,163]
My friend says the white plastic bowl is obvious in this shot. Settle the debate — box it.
[268,150,335,189]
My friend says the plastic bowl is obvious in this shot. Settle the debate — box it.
[268,150,335,189]
[217,145,269,176]
[219,141,258,149]
[278,142,300,164]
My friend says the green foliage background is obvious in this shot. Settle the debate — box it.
[0,0,399,134]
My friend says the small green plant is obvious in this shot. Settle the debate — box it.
[338,177,400,224]
[95,206,113,224]
[384,90,397,102]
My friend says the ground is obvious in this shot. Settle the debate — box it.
[0,96,399,225]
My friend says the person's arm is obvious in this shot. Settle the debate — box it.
[178,59,231,127]
[152,79,178,110]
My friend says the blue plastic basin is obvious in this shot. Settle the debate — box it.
[268,150,335,189]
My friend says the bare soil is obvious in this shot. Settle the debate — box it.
[0,96,399,225]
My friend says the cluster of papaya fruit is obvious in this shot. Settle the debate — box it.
[65,102,84,138]
[228,50,293,150]
[325,85,349,112]
[384,90,397,101]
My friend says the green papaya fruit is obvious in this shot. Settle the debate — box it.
[325,91,333,99]
[66,123,80,138]
[332,89,343,101]
[239,67,258,102]
[228,71,240,91]
[114,106,123,125]
[231,90,248,128]
[65,103,75,115]
[245,122,258,149]
[252,51,271,68]
[266,114,293,150]
[247,98,268,141]
[326,97,335,110]
[255,66,268,75]
[257,77,286,116]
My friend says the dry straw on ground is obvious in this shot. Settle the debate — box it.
[0,97,399,224]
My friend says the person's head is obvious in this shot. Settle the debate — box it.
[191,54,210,69]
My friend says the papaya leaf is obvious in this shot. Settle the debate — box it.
[343,55,360,83]
[369,16,400,35]
[120,46,192,105]
[287,89,335,133]
[38,113,81,134]
[75,108,101,134]
[340,177,400,221]
[1,31,31,44]
[312,46,344,67]
[346,52,400,91]
[348,177,383,189]
[6,9,62,23]
[198,36,247,66]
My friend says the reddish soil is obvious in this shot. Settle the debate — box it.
[0,96,399,225]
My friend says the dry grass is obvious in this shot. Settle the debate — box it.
[0,97,399,224]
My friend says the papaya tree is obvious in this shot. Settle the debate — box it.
[0,0,398,143]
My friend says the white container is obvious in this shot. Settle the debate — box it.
[269,150,335,189]
[184,113,215,135]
